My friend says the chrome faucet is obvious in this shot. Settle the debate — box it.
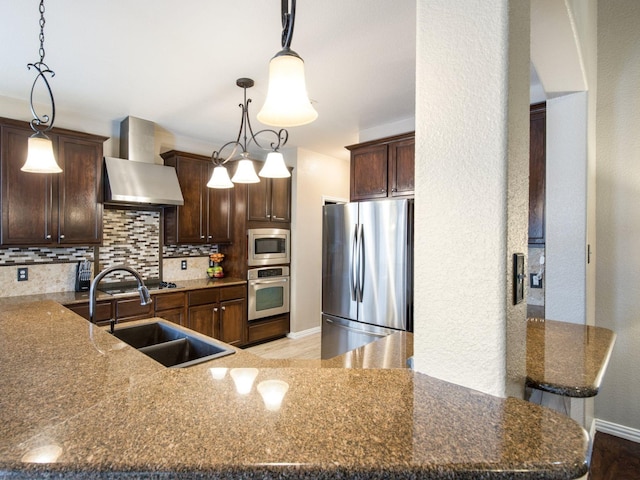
[89,265,152,333]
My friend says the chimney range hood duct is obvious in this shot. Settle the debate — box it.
[104,117,184,206]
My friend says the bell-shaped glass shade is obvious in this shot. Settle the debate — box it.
[207,165,234,189]
[259,152,291,178]
[231,159,260,184]
[22,132,62,173]
[257,50,318,127]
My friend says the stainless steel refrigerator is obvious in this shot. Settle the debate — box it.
[321,198,413,359]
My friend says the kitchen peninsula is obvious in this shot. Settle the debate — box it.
[1,300,591,479]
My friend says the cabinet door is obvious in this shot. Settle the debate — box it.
[388,138,415,198]
[0,125,56,245]
[270,176,291,223]
[207,165,233,243]
[218,297,245,346]
[173,157,207,244]
[115,297,154,323]
[529,103,546,245]
[187,304,217,338]
[157,307,185,326]
[66,300,113,325]
[154,291,186,326]
[350,144,388,201]
[57,135,103,244]
[247,180,271,222]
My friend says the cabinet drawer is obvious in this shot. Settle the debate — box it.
[247,315,290,343]
[219,285,246,301]
[188,289,219,307]
[115,297,153,320]
[154,291,186,311]
[66,301,112,322]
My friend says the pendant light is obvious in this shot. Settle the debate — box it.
[208,78,290,189]
[257,0,318,127]
[21,0,62,174]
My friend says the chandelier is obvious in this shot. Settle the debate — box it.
[21,0,62,174]
[207,78,291,189]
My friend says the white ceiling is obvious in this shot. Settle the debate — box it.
[0,1,417,161]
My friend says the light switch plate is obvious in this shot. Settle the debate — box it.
[530,273,543,289]
[513,253,524,304]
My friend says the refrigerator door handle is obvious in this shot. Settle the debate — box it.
[350,223,358,301]
[357,223,365,302]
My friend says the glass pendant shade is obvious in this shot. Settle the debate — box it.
[21,132,62,173]
[257,50,318,127]
[231,159,260,184]
[207,165,234,189]
[259,152,291,178]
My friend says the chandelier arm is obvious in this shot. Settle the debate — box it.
[281,0,296,49]
[211,141,241,166]
[27,61,56,134]
[251,128,289,152]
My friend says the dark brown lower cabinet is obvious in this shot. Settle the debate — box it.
[65,284,247,346]
[187,285,246,346]
[153,291,186,326]
[65,301,112,326]
[247,314,290,344]
[114,297,154,323]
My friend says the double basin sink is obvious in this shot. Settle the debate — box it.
[111,320,235,368]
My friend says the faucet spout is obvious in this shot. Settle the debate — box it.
[89,265,152,333]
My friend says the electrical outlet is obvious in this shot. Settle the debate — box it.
[530,273,543,289]
[17,267,28,282]
[181,260,187,270]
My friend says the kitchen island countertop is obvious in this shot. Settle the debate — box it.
[0,300,590,479]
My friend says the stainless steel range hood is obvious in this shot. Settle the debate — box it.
[104,117,184,206]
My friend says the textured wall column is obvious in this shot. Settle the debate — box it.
[413,0,530,398]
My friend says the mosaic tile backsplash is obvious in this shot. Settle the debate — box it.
[0,207,219,296]
[99,209,160,284]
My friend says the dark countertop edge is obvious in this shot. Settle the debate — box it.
[0,460,589,480]
[525,379,599,398]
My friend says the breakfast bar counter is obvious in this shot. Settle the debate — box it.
[526,318,616,397]
[0,300,589,479]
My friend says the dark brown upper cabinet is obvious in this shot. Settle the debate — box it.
[529,103,546,246]
[0,118,106,246]
[247,174,291,225]
[347,132,415,201]
[162,150,232,245]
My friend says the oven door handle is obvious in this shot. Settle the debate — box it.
[250,277,289,286]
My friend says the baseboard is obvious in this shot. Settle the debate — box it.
[287,326,321,339]
[594,418,640,444]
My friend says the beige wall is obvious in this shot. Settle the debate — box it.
[289,148,349,334]
[595,0,640,432]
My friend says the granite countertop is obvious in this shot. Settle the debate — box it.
[526,318,616,397]
[0,300,589,479]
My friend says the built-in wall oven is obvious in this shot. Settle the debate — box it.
[247,266,290,321]
[247,228,290,266]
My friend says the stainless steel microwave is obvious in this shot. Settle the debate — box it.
[247,228,290,266]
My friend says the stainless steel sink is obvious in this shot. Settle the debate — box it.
[111,321,235,368]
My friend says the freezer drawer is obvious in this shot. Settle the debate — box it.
[321,315,395,359]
